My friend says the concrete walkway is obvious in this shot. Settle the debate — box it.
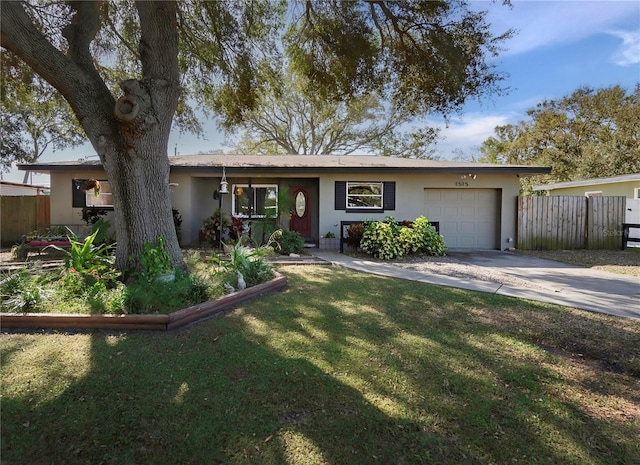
[311,251,640,320]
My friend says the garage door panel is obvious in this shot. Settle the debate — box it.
[424,188,499,249]
[460,206,476,217]
[443,206,459,216]
[477,206,494,217]
[457,237,477,248]
[426,191,443,203]
[460,191,477,202]
[425,206,443,218]
[443,191,460,202]
[476,222,493,235]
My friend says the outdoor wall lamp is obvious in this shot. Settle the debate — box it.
[460,173,477,180]
[219,166,229,194]
[213,167,229,199]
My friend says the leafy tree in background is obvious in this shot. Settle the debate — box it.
[480,85,640,193]
[229,68,440,158]
[1,0,513,272]
[0,51,85,180]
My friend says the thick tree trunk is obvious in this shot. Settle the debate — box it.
[102,75,182,272]
[102,127,180,272]
[2,1,182,272]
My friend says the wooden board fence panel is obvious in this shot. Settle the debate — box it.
[37,195,51,231]
[0,195,50,246]
[518,195,626,250]
[587,196,626,249]
[1,196,37,246]
[517,196,586,250]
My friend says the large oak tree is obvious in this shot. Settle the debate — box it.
[230,69,441,158]
[479,85,640,193]
[1,50,86,180]
[1,0,513,271]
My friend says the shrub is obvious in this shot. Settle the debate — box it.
[91,218,115,246]
[50,229,117,287]
[218,240,274,287]
[345,223,364,250]
[1,268,50,313]
[1,268,29,298]
[122,271,211,314]
[360,216,446,260]
[274,229,305,255]
[360,218,403,259]
[409,216,447,256]
[200,208,230,246]
[138,236,173,283]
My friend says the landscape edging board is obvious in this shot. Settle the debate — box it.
[0,273,287,331]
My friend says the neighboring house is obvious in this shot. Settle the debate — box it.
[18,154,549,250]
[532,173,640,224]
[0,181,49,196]
[532,173,640,199]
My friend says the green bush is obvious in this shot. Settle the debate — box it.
[406,216,447,256]
[200,208,230,246]
[274,229,305,255]
[123,271,210,314]
[360,217,403,259]
[345,223,365,250]
[360,216,446,260]
[1,269,50,313]
[138,236,173,283]
[50,229,117,287]
[91,218,115,246]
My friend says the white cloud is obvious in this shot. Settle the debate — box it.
[485,1,640,56]
[609,30,640,65]
[430,113,517,158]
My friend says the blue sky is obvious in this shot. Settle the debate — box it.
[5,0,640,185]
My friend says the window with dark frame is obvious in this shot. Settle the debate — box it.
[72,179,114,208]
[232,184,278,217]
[335,181,396,212]
[347,182,383,209]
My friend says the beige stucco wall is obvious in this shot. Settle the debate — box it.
[546,181,640,198]
[50,170,190,241]
[318,172,521,250]
[50,170,112,227]
[50,169,522,249]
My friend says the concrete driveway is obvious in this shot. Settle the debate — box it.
[437,251,640,319]
[314,250,640,319]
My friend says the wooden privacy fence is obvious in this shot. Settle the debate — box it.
[1,195,50,247]
[517,196,626,250]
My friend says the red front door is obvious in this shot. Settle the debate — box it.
[289,186,311,238]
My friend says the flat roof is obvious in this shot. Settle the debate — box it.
[19,153,551,175]
[533,173,640,191]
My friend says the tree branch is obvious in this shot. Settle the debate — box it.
[135,1,179,84]
[62,1,104,69]
[1,2,77,95]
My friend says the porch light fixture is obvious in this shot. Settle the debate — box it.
[219,166,229,194]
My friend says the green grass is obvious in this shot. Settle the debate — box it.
[2,265,639,465]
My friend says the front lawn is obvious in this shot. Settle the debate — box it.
[516,248,640,277]
[2,265,638,464]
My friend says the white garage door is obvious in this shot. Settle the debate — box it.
[424,189,500,249]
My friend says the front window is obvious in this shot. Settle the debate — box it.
[232,184,278,217]
[85,180,113,207]
[347,182,383,209]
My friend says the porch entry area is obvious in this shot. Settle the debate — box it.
[287,181,319,243]
[289,186,312,239]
